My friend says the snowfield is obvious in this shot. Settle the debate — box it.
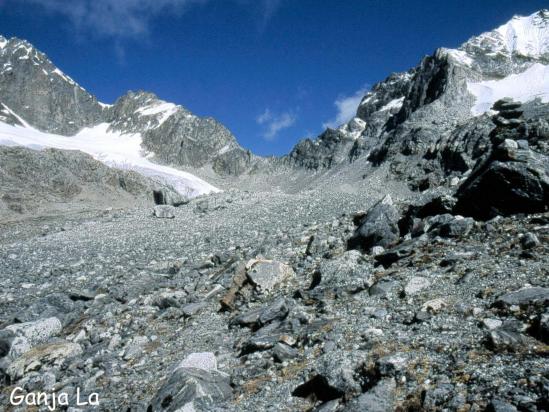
[0,121,219,198]
[467,63,549,115]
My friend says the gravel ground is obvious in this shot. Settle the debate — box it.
[0,184,548,411]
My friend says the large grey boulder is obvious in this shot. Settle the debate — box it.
[2,317,62,359]
[347,195,400,252]
[455,156,549,220]
[492,287,549,309]
[425,214,474,238]
[342,378,396,412]
[292,352,366,402]
[154,205,176,219]
[245,259,294,293]
[455,111,549,220]
[148,352,232,411]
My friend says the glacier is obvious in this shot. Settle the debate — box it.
[0,121,220,198]
[467,63,549,115]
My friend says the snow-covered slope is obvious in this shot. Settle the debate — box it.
[0,121,219,197]
[461,9,549,59]
[468,63,549,115]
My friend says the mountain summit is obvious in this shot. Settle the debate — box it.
[285,9,549,181]
[0,10,548,200]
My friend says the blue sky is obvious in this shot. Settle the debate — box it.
[0,0,547,155]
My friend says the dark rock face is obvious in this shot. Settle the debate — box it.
[347,195,400,252]
[153,188,189,207]
[455,101,549,220]
[0,36,104,135]
[105,91,255,175]
[455,158,549,219]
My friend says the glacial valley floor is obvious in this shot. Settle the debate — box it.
[0,188,548,411]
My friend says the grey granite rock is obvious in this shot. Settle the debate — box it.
[347,195,400,251]
[154,205,176,219]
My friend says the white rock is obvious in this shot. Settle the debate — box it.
[482,318,503,330]
[177,352,217,372]
[404,277,431,296]
[5,317,62,348]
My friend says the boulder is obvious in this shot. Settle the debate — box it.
[454,125,549,220]
[374,239,418,268]
[342,378,396,412]
[7,341,82,380]
[292,352,366,402]
[493,98,522,112]
[318,250,375,291]
[398,194,457,236]
[245,259,294,293]
[176,352,217,371]
[348,195,400,252]
[403,276,431,296]
[273,342,299,362]
[492,287,549,309]
[148,361,231,412]
[455,156,549,220]
[2,317,62,358]
[486,329,530,352]
[231,297,289,329]
[153,205,176,218]
[426,214,474,238]
[153,188,189,206]
[520,232,540,250]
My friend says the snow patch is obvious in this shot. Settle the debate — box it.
[468,63,549,115]
[135,102,179,126]
[53,68,76,85]
[443,48,474,66]
[217,144,232,155]
[378,97,405,112]
[339,117,366,139]
[0,121,219,198]
[495,11,549,57]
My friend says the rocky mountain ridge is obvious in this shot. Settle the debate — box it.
[285,10,549,185]
[0,35,255,179]
[1,10,548,189]
[0,8,548,412]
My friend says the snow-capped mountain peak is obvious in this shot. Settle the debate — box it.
[460,9,549,60]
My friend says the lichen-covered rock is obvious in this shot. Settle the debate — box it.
[6,341,82,380]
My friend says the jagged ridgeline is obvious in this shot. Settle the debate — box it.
[1,10,549,204]
[0,9,549,412]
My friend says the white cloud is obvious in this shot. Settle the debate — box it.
[14,0,206,39]
[258,0,282,28]
[323,86,369,129]
[13,0,283,40]
[257,108,296,141]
